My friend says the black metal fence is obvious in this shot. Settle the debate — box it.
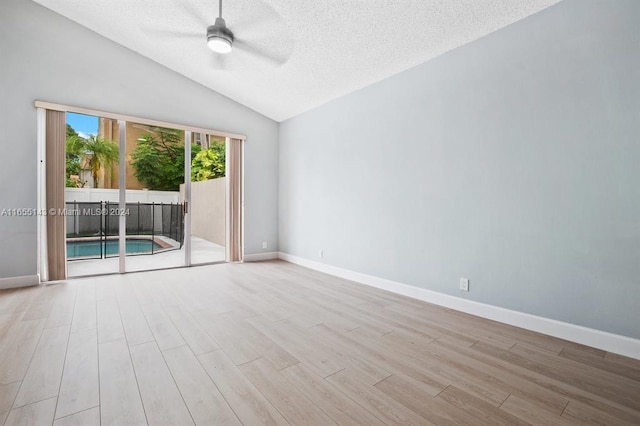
[66,201,184,260]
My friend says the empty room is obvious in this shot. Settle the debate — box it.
[1,0,639,424]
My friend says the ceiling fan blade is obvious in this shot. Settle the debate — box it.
[229,15,282,38]
[234,39,290,67]
[174,0,211,28]
[221,0,285,36]
[209,47,259,72]
[143,28,202,39]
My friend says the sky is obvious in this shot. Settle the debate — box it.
[66,112,98,138]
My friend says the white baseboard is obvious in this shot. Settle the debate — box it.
[278,252,640,360]
[244,252,280,262]
[0,274,40,290]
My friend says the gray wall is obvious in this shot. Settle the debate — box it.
[0,0,279,279]
[279,0,640,338]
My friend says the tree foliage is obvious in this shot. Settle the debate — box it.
[191,142,226,182]
[131,127,201,191]
[65,125,82,187]
[84,135,119,188]
[65,125,119,188]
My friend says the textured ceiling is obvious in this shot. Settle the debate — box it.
[32,0,561,122]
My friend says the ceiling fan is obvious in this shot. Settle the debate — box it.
[146,0,293,69]
[206,0,234,54]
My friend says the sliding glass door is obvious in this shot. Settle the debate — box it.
[188,133,227,265]
[64,113,229,278]
[124,121,187,272]
[65,112,120,276]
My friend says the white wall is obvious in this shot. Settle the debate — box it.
[65,188,180,204]
[279,0,640,339]
[181,178,226,246]
[0,0,279,279]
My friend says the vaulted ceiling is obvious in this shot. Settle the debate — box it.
[32,0,561,121]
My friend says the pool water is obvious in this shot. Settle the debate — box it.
[67,239,163,258]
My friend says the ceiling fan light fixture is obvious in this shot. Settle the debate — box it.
[207,17,234,54]
[207,36,232,54]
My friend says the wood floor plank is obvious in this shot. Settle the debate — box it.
[232,292,292,322]
[70,280,96,333]
[351,301,478,346]
[130,277,158,307]
[509,343,640,411]
[21,286,58,322]
[194,311,261,365]
[375,375,482,426]
[53,407,100,426]
[308,324,392,385]
[45,284,78,329]
[349,326,508,406]
[279,362,387,426]
[55,328,99,419]
[500,394,576,425]
[140,303,186,351]
[197,349,289,425]
[384,303,515,350]
[326,368,432,425]
[470,341,640,424]
[435,386,529,426]
[13,325,70,408]
[98,339,147,426]
[162,345,241,425]
[240,357,336,425]
[605,351,640,369]
[253,317,345,376]
[163,305,219,355]
[562,399,630,425]
[0,319,46,385]
[445,309,568,354]
[94,278,116,302]
[0,381,21,423]
[115,287,155,347]
[4,397,57,426]
[309,295,395,336]
[1,260,638,425]
[96,296,125,344]
[129,341,195,426]
[559,346,640,382]
[329,326,448,395]
[152,283,182,309]
[243,328,301,371]
[560,340,608,358]
[0,290,20,315]
[430,338,570,414]
[0,312,21,345]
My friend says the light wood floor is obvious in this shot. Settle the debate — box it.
[1,260,639,425]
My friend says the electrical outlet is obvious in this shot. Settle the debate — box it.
[319,249,324,258]
[460,278,469,292]
[262,241,268,249]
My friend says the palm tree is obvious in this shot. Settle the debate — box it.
[67,134,119,188]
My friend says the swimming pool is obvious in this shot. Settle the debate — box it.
[67,239,163,258]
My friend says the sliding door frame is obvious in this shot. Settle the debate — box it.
[118,120,127,273]
[184,131,192,267]
[36,108,48,281]
[36,101,246,281]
